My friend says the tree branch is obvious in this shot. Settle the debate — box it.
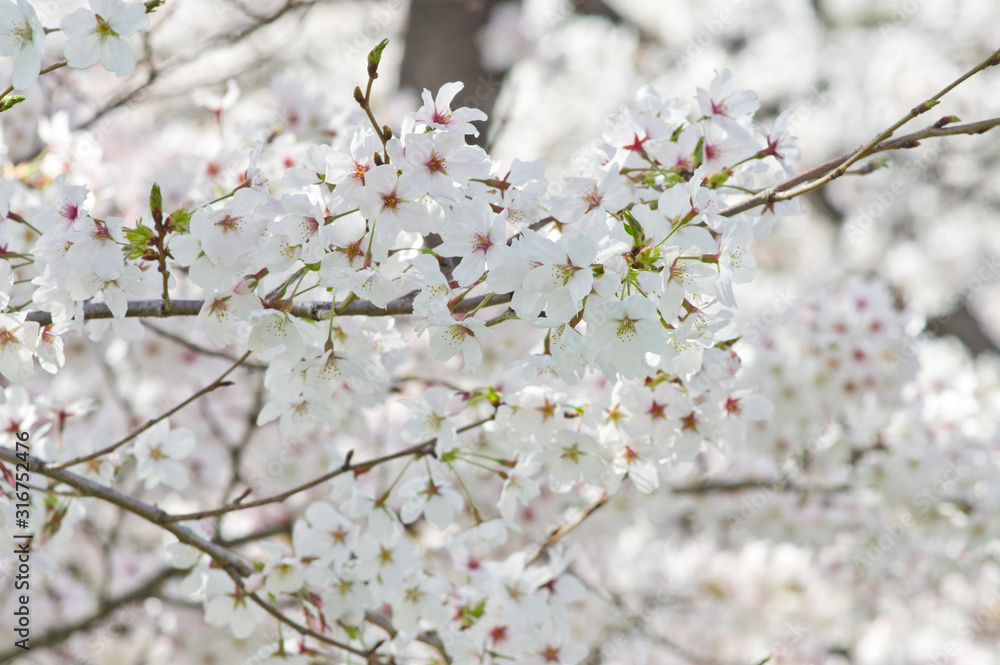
[0,567,183,664]
[0,446,253,576]
[670,478,850,494]
[165,415,497,523]
[718,115,1000,218]
[25,291,511,326]
[527,492,608,566]
[47,351,250,472]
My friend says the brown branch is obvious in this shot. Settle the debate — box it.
[527,492,608,566]
[0,59,68,102]
[234,578,377,662]
[364,609,452,664]
[718,116,1000,218]
[0,445,448,664]
[24,291,511,326]
[215,520,293,547]
[0,446,254,576]
[670,479,851,494]
[165,415,497,523]
[0,567,182,664]
[143,321,268,368]
[764,47,1000,201]
[872,116,1000,152]
[48,351,250,471]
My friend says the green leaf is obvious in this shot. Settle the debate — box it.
[165,206,192,234]
[459,599,487,627]
[124,222,155,260]
[753,656,771,665]
[705,171,730,189]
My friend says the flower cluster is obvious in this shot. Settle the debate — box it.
[1,6,998,664]
[0,0,148,90]
[0,58,810,661]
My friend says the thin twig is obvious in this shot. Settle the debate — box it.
[234,579,376,661]
[718,48,1000,220]
[143,321,267,368]
[670,479,851,494]
[527,492,608,566]
[165,415,497,523]
[0,567,182,664]
[759,48,1000,202]
[719,116,1000,217]
[0,59,67,102]
[48,351,250,471]
[0,446,253,576]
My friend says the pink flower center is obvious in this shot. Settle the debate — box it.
[537,398,557,420]
[647,400,667,420]
[541,645,561,663]
[91,221,111,241]
[60,202,79,221]
[209,298,229,318]
[381,191,402,212]
[425,152,448,175]
[350,161,369,184]
[216,214,240,231]
[472,232,493,253]
[339,240,364,262]
[625,133,646,153]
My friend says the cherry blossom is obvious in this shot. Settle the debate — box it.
[61,0,149,76]
[417,305,490,372]
[414,81,488,136]
[390,573,452,634]
[585,295,665,379]
[397,474,464,528]
[401,386,459,454]
[0,312,37,383]
[292,501,359,568]
[202,570,268,639]
[132,420,196,490]
[437,197,509,286]
[696,68,759,140]
[0,0,44,90]
[3,20,999,665]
